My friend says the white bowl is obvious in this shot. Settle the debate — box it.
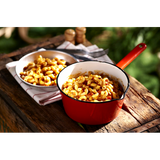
[16,50,78,91]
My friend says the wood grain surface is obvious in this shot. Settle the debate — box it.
[0,68,85,132]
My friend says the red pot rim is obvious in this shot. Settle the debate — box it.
[57,61,130,104]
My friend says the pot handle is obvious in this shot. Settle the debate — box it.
[116,43,147,70]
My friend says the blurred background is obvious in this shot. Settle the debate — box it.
[0,27,160,99]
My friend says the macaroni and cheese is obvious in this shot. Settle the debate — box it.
[62,71,123,102]
[20,55,67,86]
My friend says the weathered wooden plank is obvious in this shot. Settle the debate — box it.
[0,68,85,132]
[141,127,160,136]
[123,75,160,124]
[85,108,140,133]
[0,56,12,70]
[157,124,160,130]
[126,118,160,133]
[0,95,31,132]
[147,126,160,132]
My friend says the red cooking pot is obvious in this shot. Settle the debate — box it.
[57,43,147,125]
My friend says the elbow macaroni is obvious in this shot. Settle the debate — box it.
[20,55,67,86]
[62,71,123,102]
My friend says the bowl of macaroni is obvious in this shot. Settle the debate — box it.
[16,50,78,91]
[57,61,129,125]
[57,43,147,125]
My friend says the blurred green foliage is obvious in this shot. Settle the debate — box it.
[0,27,159,99]
[91,27,160,99]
